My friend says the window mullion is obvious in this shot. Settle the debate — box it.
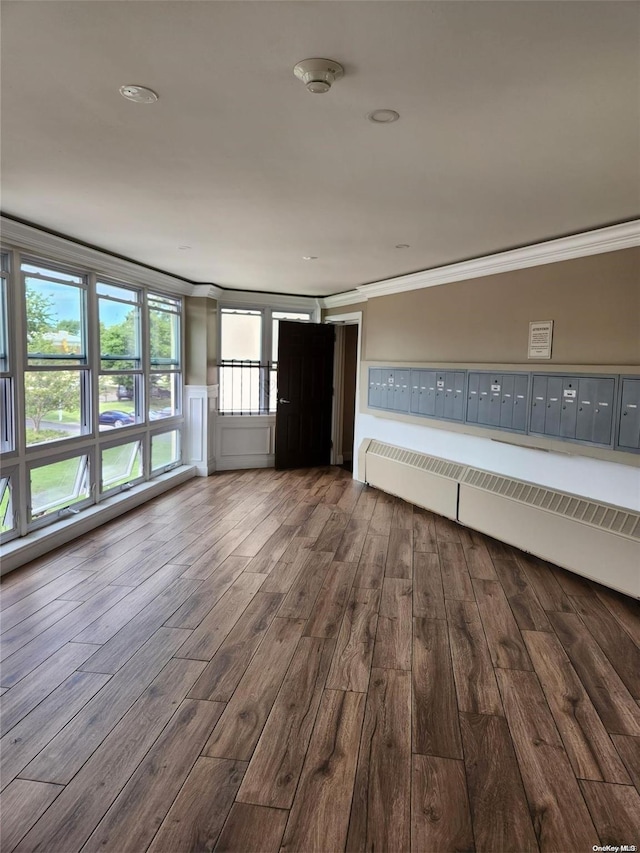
[141,290,151,479]
[263,308,272,413]
[87,271,100,503]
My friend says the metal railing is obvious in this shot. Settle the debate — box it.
[218,361,278,415]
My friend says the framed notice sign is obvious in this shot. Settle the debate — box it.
[528,320,553,359]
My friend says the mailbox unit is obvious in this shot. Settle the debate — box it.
[530,374,617,447]
[410,370,466,422]
[616,377,640,453]
[368,368,410,413]
[466,372,529,433]
[367,366,637,454]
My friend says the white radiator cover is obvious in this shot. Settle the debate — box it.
[363,441,461,520]
[459,486,639,598]
[363,439,639,598]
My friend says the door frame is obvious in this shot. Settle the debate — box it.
[324,311,363,471]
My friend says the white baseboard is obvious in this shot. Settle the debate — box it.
[193,461,217,477]
[216,454,275,471]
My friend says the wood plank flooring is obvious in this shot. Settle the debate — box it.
[1,466,639,853]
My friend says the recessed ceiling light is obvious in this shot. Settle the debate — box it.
[119,84,158,104]
[178,245,191,250]
[367,109,400,124]
[395,243,410,249]
[302,256,318,260]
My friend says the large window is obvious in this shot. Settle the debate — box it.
[149,294,181,421]
[218,307,311,415]
[98,281,142,430]
[0,244,185,541]
[23,262,89,447]
[219,308,263,414]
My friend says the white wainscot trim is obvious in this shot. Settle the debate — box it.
[184,385,219,476]
[214,413,276,471]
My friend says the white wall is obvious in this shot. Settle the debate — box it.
[354,412,640,511]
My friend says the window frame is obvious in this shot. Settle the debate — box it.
[26,446,94,531]
[97,278,145,432]
[21,258,92,450]
[98,433,145,497]
[0,462,20,544]
[218,303,314,415]
[0,251,15,455]
[148,291,183,424]
[0,238,186,542]
[150,425,182,475]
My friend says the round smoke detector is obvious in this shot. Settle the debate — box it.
[293,58,344,94]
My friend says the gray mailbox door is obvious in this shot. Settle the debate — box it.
[544,376,563,436]
[513,375,529,432]
[467,373,480,422]
[500,374,515,430]
[530,375,547,434]
[619,378,640,450]
[560,377,578,439]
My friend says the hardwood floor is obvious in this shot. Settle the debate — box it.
[1,466,639,853]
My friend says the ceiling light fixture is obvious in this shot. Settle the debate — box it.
[395,243,410,249]
[293,59,344,94]
[119,84,158,104]
[302,256,318,260]
[368,109,400,124]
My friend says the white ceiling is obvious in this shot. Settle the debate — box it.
[2,1,638,297]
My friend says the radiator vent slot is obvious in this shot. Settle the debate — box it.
[367,441,465,481]
[462,467,640,540]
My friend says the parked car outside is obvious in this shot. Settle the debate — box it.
[117,385,133,400]
[150,386,171,399]
[99,410,135,427]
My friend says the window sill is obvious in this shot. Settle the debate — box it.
[0,464,196,576]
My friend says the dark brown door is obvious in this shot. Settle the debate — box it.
[275,321,335,469]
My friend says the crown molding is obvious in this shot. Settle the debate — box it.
[5,216,637,307]
[344,220,640,301]
[1,215,197,296]
[191,284,224,300]
[322,289,367,308]
[217,288,318,310]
